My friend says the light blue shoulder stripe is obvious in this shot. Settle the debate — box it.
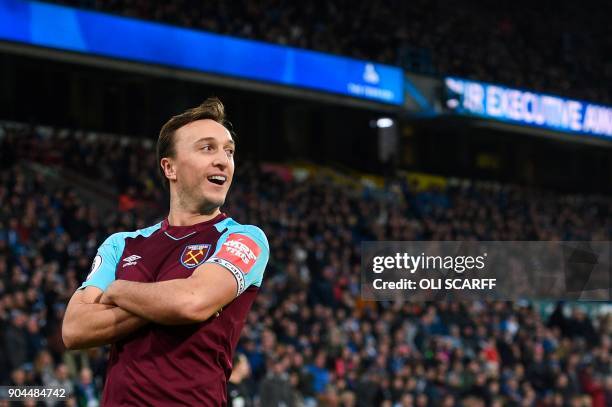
[213,217,238,233]
[104,221,162,247]
[214,218,269,249]
[80,221,162,291]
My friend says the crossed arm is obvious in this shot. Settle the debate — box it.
[62,286,147,349]
[62,263,238,349]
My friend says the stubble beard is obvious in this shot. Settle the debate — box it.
[195,194,224,215]
[177,182,225,215]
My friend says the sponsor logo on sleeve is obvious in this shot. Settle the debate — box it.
[213,234,261,274]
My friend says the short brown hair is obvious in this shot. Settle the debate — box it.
[156,97,229,190]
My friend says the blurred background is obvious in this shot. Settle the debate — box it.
[0,0,610,406]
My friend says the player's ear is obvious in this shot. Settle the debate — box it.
[161,157,177,181]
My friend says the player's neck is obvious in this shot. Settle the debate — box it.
[167,208,222,226]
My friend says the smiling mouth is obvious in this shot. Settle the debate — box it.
[207,175,227,186]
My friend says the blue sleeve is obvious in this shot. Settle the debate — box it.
[206,224,270,296]
[79,234,123,291]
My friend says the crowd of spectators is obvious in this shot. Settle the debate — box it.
[0,122,165,216]
[0,123,611,406]
[47,0,612,104]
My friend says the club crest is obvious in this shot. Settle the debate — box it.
[180,244,211,269]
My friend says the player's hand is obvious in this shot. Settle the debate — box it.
[99,291,115,305]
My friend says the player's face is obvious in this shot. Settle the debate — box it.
[172,119,235,213]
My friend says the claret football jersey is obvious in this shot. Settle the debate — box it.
[80,213,269,406]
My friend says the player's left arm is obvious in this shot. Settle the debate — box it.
[102,228,269,325]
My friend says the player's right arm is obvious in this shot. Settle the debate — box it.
[62,286,148,349]
[62,234,148,350]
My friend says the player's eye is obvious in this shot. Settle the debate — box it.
[225,149,235,157]
[201,145,214,151]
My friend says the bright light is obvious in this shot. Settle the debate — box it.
[376,118,394,128]
[447,99,459,109]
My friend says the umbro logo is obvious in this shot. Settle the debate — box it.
[122,255,141,268]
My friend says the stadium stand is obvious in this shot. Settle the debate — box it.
[45,0,612,104]
[0,123,610,406]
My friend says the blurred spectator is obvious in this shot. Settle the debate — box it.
[228,353,252,407]
[47,364,75,401]
[259,358,300,406]
[4,311,28,372]
[75,367,99,407]
[306,351,331,395]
